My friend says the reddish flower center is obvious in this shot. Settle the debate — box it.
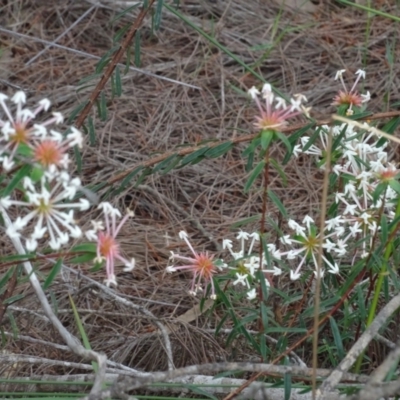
[34,140,63,167]
[98,232,119,259]
[196,253,216,279]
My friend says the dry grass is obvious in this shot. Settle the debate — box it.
[0,0,399,381]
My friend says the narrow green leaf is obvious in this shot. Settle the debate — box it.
[67,100,89,124]
[95,46,119,74]
[275,130,292,153]
[329,316,345,360]
[0,267,16,289]
[71,243,97,253]
[389,179,400,194]
[99,91,107,121]
[160,155,182,174]
[69,295,98,372]
[153,154,179,173]
[205,141,233,158]
[245,149,254,172]
[302,126,321,153]
[1,164,31,197]
[110,3,141,24]
[115,66,122,96]
[42,259,63,290]
[115,166,143,194]
[77,73,101,86]
[113,24,130,43]
[260,302,269,333]
[284,357,292,400]
[134,30,141,67]
[268,189,287,218]
[180,147,208,166]
[230,214,261,229]
[3,293,24,305]
[185,384,218,400]
[244,160,265,193]
[260,333,267,361]
[270,157,287,186]
[6,310,18,338]
[154,0,163,30]
[260,129,274,150]
[87,116,96,146]
[135,167,152,187]
[70,253,97,264]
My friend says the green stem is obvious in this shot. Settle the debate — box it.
[354,196,400,372]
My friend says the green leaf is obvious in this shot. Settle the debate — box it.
[0,267,16,289]
[6,310,18,337]
[70,243,97,253]
[87,116,96,146]
[260,302,269,333]
[113,24,130,43]
[284,357,292,400]
[67,100,89,124]
[389,179,400,194]
[30,165,44,183]
[3,293,25,305]
[154,0,163,30]
[269,157,287,186]
[115,166,143,194]
[1,164,31,197]
[268,189,287,218]
[134,30,141,67]
[153,154,179,173]
[260,334,267,361]
[245,148,254,172]
[135,167,152,187]
[115,66,122,96]
[69,295,98,372]
[160,155,182,174]
[110,3,141,24]
[372,182,387,204]
[244,160,265,193]
[230,214,261,229]
[260,129,274,150]
[329,316,345,360]
[302,126,321,153]
[95,46,119,74]
[98,90,108,121]
[275,130,292,153]
[42,259,63,290]
[184,384,218,400]
[205,141,233,158]
[180,147,208,166]
[70,253,97,264]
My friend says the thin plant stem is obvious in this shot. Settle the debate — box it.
[311,128,332,398]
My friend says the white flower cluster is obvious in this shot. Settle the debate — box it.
[0,91,88,251]
[285,113,397,277]
[223,231,282,300]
